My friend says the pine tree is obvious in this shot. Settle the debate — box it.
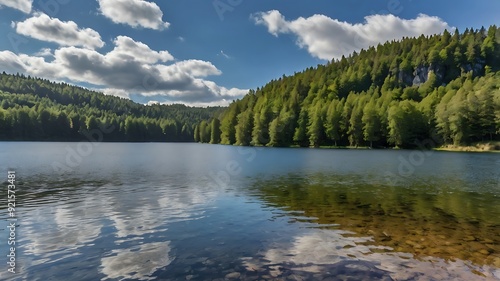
[362,98,381,147]
[307,102,325,147]
[220,104,239,145]
[236,111,253,145]
[210,118,221,144]
[194,125,200,142]
[251,105,271,146]
[324,99,343,146]
[348,103,364,147]
[293,107,309,147]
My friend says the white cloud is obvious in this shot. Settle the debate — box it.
[0,36,247,106]
[253,10,289,36]
[143,79,248,106]
[0,51,26,73]
[0,0,32,14]
[170,60,221,77]
[109,36,173,64]
[97,0,170,30]
[34,48,53,57]
[15,13,104,49]
[253,11,452,60]
[156,100,231,108]
[103,88,130,99]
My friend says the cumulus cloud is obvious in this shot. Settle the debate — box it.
[170,60,221,77]
[0,36,247,106]
[15,13,104,49]
[146,100,160,106]
[0,0,32,14]
[0,51,26,73]
[140,79,247,105]
[109,36,173,64]
[253,10,289,36]
[98,0,170,30]
[34,48,53,57]
[253,10,452,60]
[103,88,130,99]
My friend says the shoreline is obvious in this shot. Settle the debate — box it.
[433,142,500,153]
[245,143,500,153]
[1,140,499,153]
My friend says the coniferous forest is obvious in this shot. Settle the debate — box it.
[0,74,223,141]
[1,27,499,147]
[196,26,500,148]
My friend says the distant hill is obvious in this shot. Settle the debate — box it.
[0,73,222,141]
[196,26,500,148]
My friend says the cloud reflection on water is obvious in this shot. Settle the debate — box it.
[10,178,217,280]
[243,229,500,281]
[100,242,174,281]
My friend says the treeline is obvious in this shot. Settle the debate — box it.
[195,26,500,148]
[0,73,222,141]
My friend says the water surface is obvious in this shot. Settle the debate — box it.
[0,142,499,280]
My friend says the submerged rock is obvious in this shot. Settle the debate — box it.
[225,272,241,279]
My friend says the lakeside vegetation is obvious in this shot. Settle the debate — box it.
[435,141,500,152]
[196,26,500,149]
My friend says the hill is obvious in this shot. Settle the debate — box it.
[195,26,500,148]
[0,73,222,141]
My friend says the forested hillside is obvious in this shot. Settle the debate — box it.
[0,73,222,141]
[196,26,500,148]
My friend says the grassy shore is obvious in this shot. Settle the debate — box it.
[435,141,500,152]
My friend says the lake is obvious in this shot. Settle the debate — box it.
[0,142,499,280]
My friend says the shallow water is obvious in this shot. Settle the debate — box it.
[0,142,498,280]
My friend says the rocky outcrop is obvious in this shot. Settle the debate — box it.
[411,66,429,86]
[412,64,446,86]
[462,59,486,74]
[397,61,485,87]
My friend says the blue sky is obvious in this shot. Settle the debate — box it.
[0,0,499,106]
